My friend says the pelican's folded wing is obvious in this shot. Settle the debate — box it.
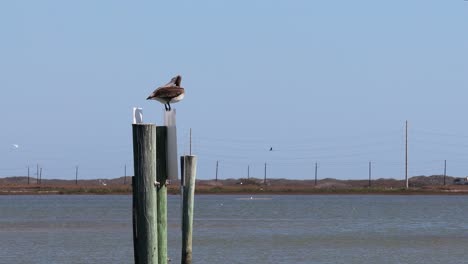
[153,87,184,100]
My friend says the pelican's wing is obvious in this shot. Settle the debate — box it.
[147,75,183,100]
[153,87,184,100]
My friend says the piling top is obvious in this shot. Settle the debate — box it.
[164,109,177,126]
[132,123,156,126]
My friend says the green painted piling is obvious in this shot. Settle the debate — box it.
[181,155,197,264]
[132,124,158,264]
[156,126,168,264]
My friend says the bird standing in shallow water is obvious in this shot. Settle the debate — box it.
[147,75,185,111]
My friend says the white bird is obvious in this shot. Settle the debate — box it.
[12,144,19,149]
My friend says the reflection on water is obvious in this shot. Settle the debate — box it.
[1,195,467,264]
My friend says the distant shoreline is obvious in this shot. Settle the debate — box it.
[1,185,468,196]
[2,175,468,195]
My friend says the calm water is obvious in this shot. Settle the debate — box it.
[1,195,468,264]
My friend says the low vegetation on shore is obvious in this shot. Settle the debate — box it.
[1,175,468,195]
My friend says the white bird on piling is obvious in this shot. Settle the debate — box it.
[146,75,185,111]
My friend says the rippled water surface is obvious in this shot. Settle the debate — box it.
[1,195,468,264]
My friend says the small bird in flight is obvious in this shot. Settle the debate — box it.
[269,147,273,151]
[147,75,185,111]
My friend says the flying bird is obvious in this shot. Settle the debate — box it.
[9,144,19,152]
[269,147,273,151]
[147,75,185,111]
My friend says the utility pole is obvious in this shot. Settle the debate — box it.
[27,166,30,185]
[124,164,127,184]
[444,160,447,186]
[189,128,192,156]
[368,161,372,187]
[36,164,39,184]
[215,160,218,181]
[75,166,79,185]
[247,165,250,179]
[405,120,409,189]
[39,168,42,184]
[264,163,267,185]
[315,162,318,186]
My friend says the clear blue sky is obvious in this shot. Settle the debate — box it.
[1,0,467,180]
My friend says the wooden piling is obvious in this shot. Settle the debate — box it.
[181,155,197,264]
[156,126,168,264]
[132,176,140,264]
[132,124,158,264]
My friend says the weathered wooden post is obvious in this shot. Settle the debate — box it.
[181,155,197,264]
[132,176,140,264]
[132,123,158,264]
[156,126,168,264]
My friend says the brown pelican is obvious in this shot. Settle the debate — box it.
[147,75,185,111]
